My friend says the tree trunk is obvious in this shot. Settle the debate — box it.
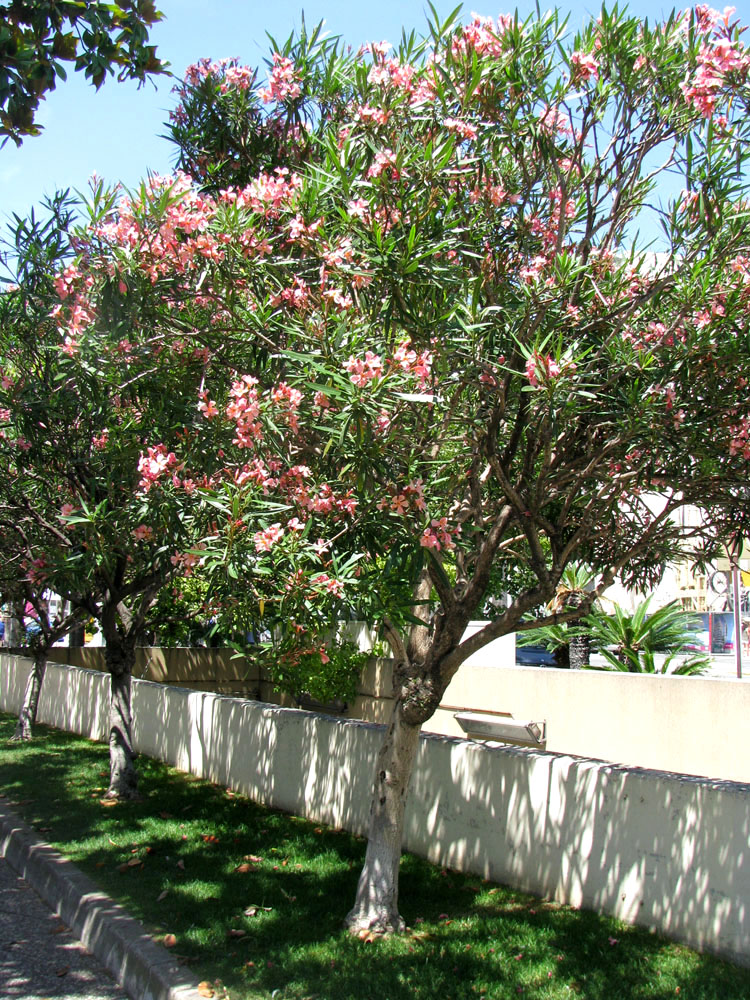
[104,637,139,800]
[68,619,85,647]
[568,634,590,669]
[11,651,47,741]
[6,604,23,648]
[345,698,421,935]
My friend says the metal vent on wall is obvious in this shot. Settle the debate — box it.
[454,712,546,748]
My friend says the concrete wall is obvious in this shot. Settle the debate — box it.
[49,646,750,782]
[1,654,748,969]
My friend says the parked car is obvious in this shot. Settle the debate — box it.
[515,644,557,666]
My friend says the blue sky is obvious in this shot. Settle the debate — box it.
[0,0,734,230]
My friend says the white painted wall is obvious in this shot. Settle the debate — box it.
[1,654,748,969]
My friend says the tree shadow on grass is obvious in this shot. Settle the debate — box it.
[1,716,748,1000]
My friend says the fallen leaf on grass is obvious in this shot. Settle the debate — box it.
[234,863,253,874]
[243,905,272,917]
[197,983,215,998]
[55,965,70,977]
[163,934,178,948]
[99,799,118,808]
[228,928,246,938]
[243,854,263,863]
[177,860,185,870]
[357,928,384,943]
[201,834,220,844]
[157,890,168,902]
[127,858,142,868]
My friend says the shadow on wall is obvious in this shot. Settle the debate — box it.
[132,680,380,838]
[2,656,747,969]
[132,672,750,967]
[405,734,749,967]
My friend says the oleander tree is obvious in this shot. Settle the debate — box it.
[0,0,165,144]
[13,2,750,931]
[0,553,84,741]
[0,188,224,794]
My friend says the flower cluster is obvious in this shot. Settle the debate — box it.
[344,351,384,387]
[254,523,284,552]
[680,5,748,117]
[525,353,561,387]
[420,517,461,552]
[137,444,180,492]
[259,52,302,103]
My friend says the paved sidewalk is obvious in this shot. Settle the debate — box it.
[0,854,128,1000]
[0,799,206,1000]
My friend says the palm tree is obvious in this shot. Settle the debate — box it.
[583,597,710,675]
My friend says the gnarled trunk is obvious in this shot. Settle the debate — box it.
[104,635,139,800]
[345,698,422,935]
[12,650,47,741]
[6,604,23,648]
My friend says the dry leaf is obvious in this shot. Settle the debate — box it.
[99,799,118,808]
[197,983,215,998]
[127,858,141,868]
[157,890,168,902]
[357,928,381,943]
[234,863,252,873]
[243,854,263,863]
[55,965,70,977]
[228,928,246,938]
[176,859,185,870]
[243,905,272,917]
[163,934,178,948]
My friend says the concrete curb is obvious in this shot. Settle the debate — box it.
[0,798,207,1000]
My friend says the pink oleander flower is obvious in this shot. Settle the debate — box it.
[443,117,478,141]
[137,443,179,492]
[198,393,219,418]
[170,549,202,575]
[254,523,284,552]
[570,50,599,81]
[344,351,384,387]
[132,524,154,542]
[259,52,302,103]
[367,149,399,180]
[420,517,460,552]
[310,572,344,597]
[525,352,562,387]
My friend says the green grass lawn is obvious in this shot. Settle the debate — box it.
[1,713,748,1000]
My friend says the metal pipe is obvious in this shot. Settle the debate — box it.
[732,565,743,679]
